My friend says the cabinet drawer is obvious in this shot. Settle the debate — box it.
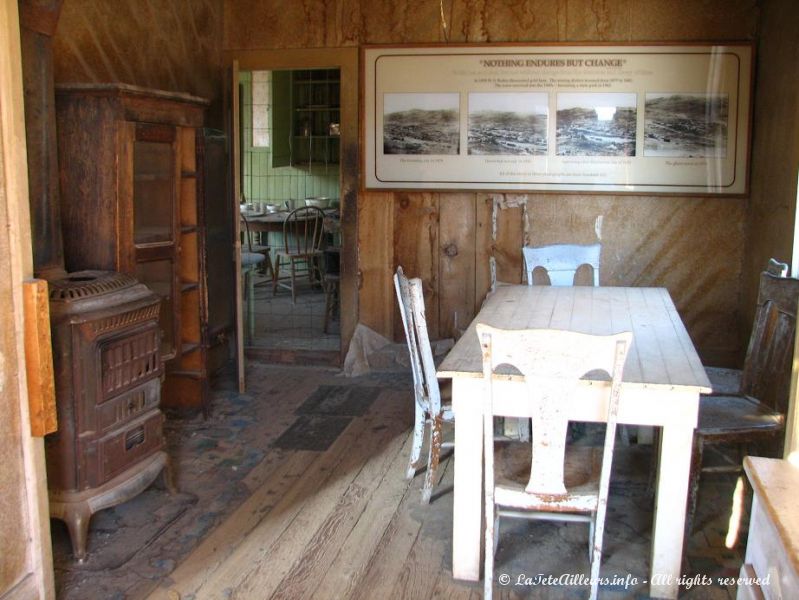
[744,496,799,600]
[98,410,163,483]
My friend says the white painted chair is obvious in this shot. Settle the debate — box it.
[477,324,632,600]
[523,243,601,286]
[522,242,615,442]
[394,266,454,504]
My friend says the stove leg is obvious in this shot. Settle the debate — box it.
[160,458,178,495]
[63,502,92,562]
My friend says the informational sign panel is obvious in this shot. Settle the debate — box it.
[363,44,752,194]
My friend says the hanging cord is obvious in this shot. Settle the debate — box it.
[440,0,450,42]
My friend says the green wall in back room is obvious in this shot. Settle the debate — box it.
[240,71,339,206]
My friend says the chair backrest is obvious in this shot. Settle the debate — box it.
[241,214,255,252]
[523,243,601,286]
[477,324,631,497]
[239,215,266,268]
[394,267,441,415]
[767,258,789,277]
[282,206,326,255]
[740,270,799,415]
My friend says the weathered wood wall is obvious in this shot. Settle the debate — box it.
[225,0,762,367]
[744,0,799,328]
[48,0,797,368]
[52,0,224,123]
[363,193,745,367]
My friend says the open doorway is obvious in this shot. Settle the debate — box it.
[230,48,358,383]
[238,68,342,361]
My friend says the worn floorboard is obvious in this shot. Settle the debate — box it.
[52,365,744,600]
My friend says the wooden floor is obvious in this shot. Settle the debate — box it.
[145,373,478,600]
[53,364,744,600]
[248,271,340,352]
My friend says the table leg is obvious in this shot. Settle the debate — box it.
[650,421,694,599]
[452,378,483,581]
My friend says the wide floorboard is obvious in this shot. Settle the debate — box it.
[53,364,743,600]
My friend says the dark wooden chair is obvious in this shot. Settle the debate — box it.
[322,247,340,334]
[687,268,799,534]
[704,259,789,394]
[241,215,271,340]
[272,206,326,303]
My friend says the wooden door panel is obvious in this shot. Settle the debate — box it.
[0,2,55,597]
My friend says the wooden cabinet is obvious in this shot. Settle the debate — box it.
[739,456,799,599]
[56,84,211,413]
[272,68,340,168]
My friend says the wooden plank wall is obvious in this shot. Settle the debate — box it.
[53,0,792,369]
[52,0,224,124]
[221,0,763,368]
[743,0,799,328]
[360,191,745,366]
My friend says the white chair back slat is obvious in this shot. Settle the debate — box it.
[523,243,601,286]
[393,267,441,414]
[477,324,631,600]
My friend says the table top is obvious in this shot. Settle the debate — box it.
[242,207,338,223]
[438,284,711,392]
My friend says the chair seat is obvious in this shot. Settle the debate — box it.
[241,252,266,267]
[493,443,601,513]
[698,394,784,436]
[275,249,323,259]
[421,380,453,421]
[250,244,271,255]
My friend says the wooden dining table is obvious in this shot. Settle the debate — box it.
[241,207,338,234]
[437,284,711,599]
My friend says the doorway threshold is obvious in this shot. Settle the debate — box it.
[245,347,340,367]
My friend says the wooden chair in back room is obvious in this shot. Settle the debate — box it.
[240,214,271,341]
[523,243,601,286]
[272,206,326,303]
[477,324,632,600]
[394,266,454,504]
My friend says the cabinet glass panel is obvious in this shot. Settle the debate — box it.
[135,259,176,358]
[133,141,174,244]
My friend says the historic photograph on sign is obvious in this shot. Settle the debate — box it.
[644,93,729,157]
[556,93,637,157]
[467,92,548,155]
[383,93,460,155]
[363,44,752,194]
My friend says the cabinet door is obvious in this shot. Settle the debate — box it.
[132,124,179,360]
[134,256,178,360]
[133,125,177,245]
